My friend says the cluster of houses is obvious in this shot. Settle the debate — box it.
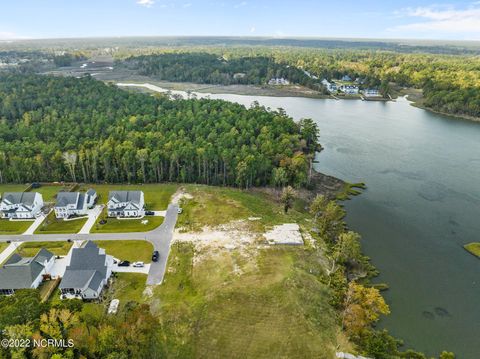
[0,189,145,220]
[0,189,148,299]
[0,241,113,300]
[268,77,290,86]
[321,76,381,97]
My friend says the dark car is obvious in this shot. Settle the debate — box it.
[145,211,155,216]
[118,261,130,267]
[152,251,160,262]
[99,219,107,225]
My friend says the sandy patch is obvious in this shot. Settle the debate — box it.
[263,223,304,245]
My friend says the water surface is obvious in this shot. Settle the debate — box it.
[122,84,480,358]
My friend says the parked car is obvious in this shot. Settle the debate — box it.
[177,208,183,214]
[132,261,145,268]
[152,251,159,262]
[118,261,130,267]
[145,211,155,216]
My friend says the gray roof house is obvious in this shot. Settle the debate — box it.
[0,192,44,219]
[0,248,55,295]
[59,241,113,300]
[54,189,97,219]
[107,191,145,218]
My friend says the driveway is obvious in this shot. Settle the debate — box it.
[0,242,21,264]
[23,212,48,235]
[112,263,150,274]
[78,205,104,234]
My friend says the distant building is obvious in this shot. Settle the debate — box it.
[0,192,44,219]
[364,88,381,97]
[341,75,352,82]
[321,79,338,93]
[107,191,145,218]
[0,248,55,295]
[59,241,113,300]
[341,85,359,95]
[54,189,97,219]
[233,72,246,79]
[268,78,290,86]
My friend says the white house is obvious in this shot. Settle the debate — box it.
[54,189,97,219]
[59,241,113,300]
[107,191,145,218]
[364,88,381,97]
[268,78,290,86]
[341,85,359,95]
[321,79,338,93]
[0,248,55,295]
[0,192,44,219]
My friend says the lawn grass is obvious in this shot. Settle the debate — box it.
[94,240,153,262]
[464,242,480,258]
[152,242,339,358]
[78,183,178,210]
[91,212,164,233]
[0,184,29,193]
[33,184,69,202]
[35,211,87,234]
[0,219,33,235]
[177,185,309,232]
[38,279,60,302]
[110,273,147,305]
[16,241,73,257]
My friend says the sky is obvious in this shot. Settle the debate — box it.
[1,0,480,41]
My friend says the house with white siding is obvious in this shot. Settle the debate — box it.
[107,191,145,218]
[54,189,97,219]
[0,192,44,219]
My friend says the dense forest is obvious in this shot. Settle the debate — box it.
[0,73,319,187]
[123,52,323,89]
[120,48,480,118]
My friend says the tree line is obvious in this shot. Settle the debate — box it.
[122,52,324,90]
[119,48,480,118]
[0,73,320,188]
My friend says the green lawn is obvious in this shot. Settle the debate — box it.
[35,211,87,234]
[0,184,29,193]
[33,184,70,202]
[77,183,178,210]
[177,185,309,232]
[110,273,147,305]
[91,212,164,233]
[0,242,9,252]
[16,241,73,257]
[464,242,480,258]
[0,219,33,235]
[94,240,153,262]
[151,242,339,358]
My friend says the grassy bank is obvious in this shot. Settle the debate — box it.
[151,242,343,358]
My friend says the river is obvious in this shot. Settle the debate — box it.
[118,83,480,358]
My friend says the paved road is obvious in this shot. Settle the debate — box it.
[0,203,180,285]
[146,203,178,285]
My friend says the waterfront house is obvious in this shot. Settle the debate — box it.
[341,75,352,82]
[268,78,290,86]
[54,189,97,219]
[107,190,145,218]
[364,88,381,97]
[0,248,55,295]
[341,85,359,95]
[59,241,113,300]
[0,192,44,219]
